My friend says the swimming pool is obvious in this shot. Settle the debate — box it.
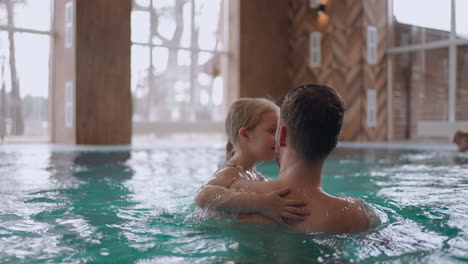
[0,143,467,263]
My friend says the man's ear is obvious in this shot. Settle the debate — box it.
[278,126,287,147]
[238,128,249,142]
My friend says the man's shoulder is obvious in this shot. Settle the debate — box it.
[324,196,379,233]
[331,196,371,215]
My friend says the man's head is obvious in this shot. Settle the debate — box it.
[453,130,468,152]
[278,84,344,162]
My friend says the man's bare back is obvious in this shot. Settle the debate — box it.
[230,178,379,234]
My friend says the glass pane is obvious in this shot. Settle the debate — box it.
[456,0,468,40]
[131,44,150,121]
[153,46,169,74]
[15,33,50,98]
[391,48,449,139]
[456,45,468,120]
[131,10,150,43]
[0,31,9,142]
[178,0,191,48]
[0,0,52,30]
[16,33,49,138]
[0,3,6,25]
[193,52,228,121]
[150,47,191,122]
[152,0,191,48]
[194,0,224,51]
[393,0,450,46]
[0,32,50,140]
[391,53,411,140]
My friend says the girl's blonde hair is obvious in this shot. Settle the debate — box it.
[225,98,280,160]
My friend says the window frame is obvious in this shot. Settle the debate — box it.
[0,2,54,142]
[387,0,468,139]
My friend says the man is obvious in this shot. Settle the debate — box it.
[453,131,468,152]
[197,84,380,233]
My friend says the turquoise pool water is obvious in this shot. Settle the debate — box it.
[0,144,467,263]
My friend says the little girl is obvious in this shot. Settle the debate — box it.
[195,98,308,224]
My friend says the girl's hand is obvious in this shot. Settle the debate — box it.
[258,187,309,225]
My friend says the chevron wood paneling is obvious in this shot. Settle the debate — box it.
[288,0,310,89]
[341,66,364,141]
[288,0,388,141]
[361,0,388,141]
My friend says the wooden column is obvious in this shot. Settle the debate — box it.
[233,0,290,103]
[51,0,132,145]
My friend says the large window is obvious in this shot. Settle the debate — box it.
[389,0,468,140]
[0,0,52,142]
[131,0,229,140]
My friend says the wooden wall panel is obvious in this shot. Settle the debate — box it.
[52,0,76,144]
[288,0,388,141]
[343,66,364,141]
[361,0,388,141]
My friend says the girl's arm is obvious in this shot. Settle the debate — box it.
[194,168,308,224]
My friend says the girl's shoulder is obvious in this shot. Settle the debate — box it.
[214,165,242,180]
[216,161,271,182]
[208,166,243,188]
[217,161,244,171]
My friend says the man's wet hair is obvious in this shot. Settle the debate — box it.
[281,84,345,161]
